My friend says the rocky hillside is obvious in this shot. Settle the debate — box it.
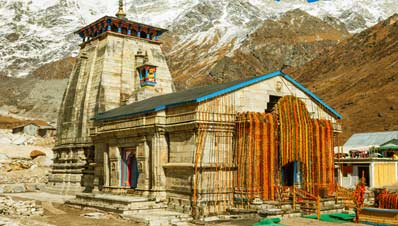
[289,14,398,142]
[0,57,74,121]
[163,9,350,89]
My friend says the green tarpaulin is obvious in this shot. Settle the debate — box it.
[252,218,283,226]
[379,144,398,150]
[304,213,355,223]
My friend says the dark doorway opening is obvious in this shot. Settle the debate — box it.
[121,148,139,189]
[140,31,147,39]
[358,166,369,186]
[266,95,281,113]
[282,161,302,187]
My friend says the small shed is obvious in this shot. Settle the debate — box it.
[12,121,56,137]
[38,126,56,137]
[337,132,398,189]
[342,131,398,153]
[12,123,41,136]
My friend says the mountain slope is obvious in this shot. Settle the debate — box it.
[204,9,350,86]
[0,57,74,121]
[1,0,398,78]
[290,14,398,142]
[1,0,398,128]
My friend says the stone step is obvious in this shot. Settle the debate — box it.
[300,206,345,214]
[299,204,344,210]
[76,193,149,204]
[125,203,168,212]
[66,198,128,213]
[127,201,165,207]
[65,193,167,214]
[301,208,345,216]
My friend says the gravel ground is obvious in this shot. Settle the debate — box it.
[1,193,142,226]
[1,192,365,226]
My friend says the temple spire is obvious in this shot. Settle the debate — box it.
[116,0,127,19]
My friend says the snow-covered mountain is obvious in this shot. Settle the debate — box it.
[0,0,397,78]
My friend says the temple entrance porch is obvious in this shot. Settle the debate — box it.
[92,127,168,200]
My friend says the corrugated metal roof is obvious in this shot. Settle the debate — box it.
[343,131,398,152]
[95,70,342,121]
[380,139,398,147]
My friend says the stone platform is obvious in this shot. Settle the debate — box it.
[66,193,193,225]
[232,198,345,220]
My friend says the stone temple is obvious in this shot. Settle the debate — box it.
[46,2,174,194]
[47,1,342,219]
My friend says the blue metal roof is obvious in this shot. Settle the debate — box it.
[95,70,342,121]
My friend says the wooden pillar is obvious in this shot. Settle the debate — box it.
[106,19,111,31]
[155,31,161,41]
[146,29,151,39]
[127,25,132,36]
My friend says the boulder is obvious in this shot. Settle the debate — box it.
[81,212,106,219]
[32,156,52,167]
[0,137,11,144]
[10,160,33,171]
[25,183,38,192]
[0,153,9,160]
[35,184,46,191]
[12,184,26,193]
[30,150,46,159]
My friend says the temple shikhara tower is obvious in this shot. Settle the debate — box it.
[49,1,343,220]
[47,1,174,194]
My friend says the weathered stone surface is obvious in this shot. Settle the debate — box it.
[0,183,46,193]
[0,153,9,161]
[81,212,106,219]
[35,184,46,191]
[32,156,52,167]
[11,185,25,193]
[25,184,38,192]
[0,196,43,216]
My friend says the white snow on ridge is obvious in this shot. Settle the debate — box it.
[0,0,397,78]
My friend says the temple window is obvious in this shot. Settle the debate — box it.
[121,27,128,35]
[130,29,137,36]
[140,31,147,39]
[137,65,157,87]
[111,25,118,33]
[266,95,281,113]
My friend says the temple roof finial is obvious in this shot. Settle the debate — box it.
[116,0,127,19]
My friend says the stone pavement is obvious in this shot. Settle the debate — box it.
[4,192,75,203]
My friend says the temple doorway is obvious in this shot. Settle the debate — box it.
[282,161,303,187]
[121,147,139,189]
